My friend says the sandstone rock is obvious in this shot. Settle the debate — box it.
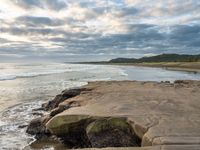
[28,81,200,149]
[50,105,69,117]
[50,100,81,117]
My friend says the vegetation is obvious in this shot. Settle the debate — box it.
[109,54,200,63]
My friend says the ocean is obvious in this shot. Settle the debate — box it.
[0,62,200,149]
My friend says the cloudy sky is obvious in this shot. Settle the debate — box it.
[0,0,200,62]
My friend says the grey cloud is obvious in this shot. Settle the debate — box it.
[12,0,68,10]
[1,27,54,36]
[16,16,65,26]
[169,25,200,47]
[13,0,43,9]
[2,23,200,57]
[44,0,68,11]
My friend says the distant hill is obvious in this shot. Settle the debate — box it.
[109,54,200,63]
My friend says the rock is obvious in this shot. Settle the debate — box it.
[50,105,69,117]
[26,116,51,139]
[32,112,43,116]
[86,117,140,148]
[18,125,28,128]
[28,81,200,149]
[50,100,81,117]
[42,88,86,111]
[32,107,45,111]
[46,115,141,148]
[46,115,93,148]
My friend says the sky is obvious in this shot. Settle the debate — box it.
[0,0,200,62]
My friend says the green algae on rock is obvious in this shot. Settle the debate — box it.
[46,115,141,148]
[86,117,141,147]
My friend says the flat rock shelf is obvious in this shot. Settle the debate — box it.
[26,80,200,150]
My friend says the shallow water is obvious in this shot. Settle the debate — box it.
[0,63,200,150]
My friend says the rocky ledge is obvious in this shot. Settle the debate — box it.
[26,80,200,150]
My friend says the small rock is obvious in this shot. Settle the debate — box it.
[32,107,45,111]
[32,112,43,116]
[18,125,28,129]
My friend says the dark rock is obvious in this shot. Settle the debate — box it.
[43,88,86,111]
[32,112,43,116]
[50,100,81,117]
[26,116,51,139]
[18,125,28,128]
[86,118,140,148]
[46,115,94,148]
[50,105,69,117]
[46,115,141,148]
[32,107,45,111]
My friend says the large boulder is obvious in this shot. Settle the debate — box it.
[86,117,140,148]
[46,115,94,148]
[46,115,141,148]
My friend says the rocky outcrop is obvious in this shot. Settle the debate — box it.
[27,80,200,149]
[46,115,92,148]
[42,88,88,111]
[46,115,141,148]
[26,116,51,139]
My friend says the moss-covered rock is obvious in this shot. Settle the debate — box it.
[46,115,94,148]
[86,117,140,148]
[45,115,141,148]
[46,115,92,135]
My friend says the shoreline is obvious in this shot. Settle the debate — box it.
[26,80,200,150]
[78,62,200,73]
[128,62,200,73]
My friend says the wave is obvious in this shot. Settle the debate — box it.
[0,63,128,81]
[0,69,71,81]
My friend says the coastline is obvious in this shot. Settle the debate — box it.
[128,62,200,73]
[26,80,200,150]
[79,62,200,73]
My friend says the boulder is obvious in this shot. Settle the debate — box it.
[86,118,140,148]
[46,115,141,148]
[46,115,93,148]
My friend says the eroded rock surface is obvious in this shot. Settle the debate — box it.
[42,88,89,111]
[27,80,200,149]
